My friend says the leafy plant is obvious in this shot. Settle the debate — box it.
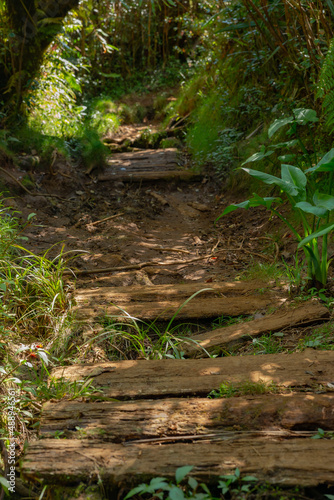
[312,428,334,439]
[218,468,258,497]
[216,108,334,289]
[124,466,259,500]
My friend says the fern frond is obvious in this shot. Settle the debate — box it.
[318,37,334,131]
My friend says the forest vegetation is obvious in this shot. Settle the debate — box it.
[1,0,334,498]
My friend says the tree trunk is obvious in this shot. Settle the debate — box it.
[0,0,79,120]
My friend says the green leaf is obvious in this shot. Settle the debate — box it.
[0,476,9,492]
[235,468,240,478]
[298,223,334,248]
[27,213,36,221]
[169,486,185,500]
[271,140,299,149]
[242,475,258,482]
[313,191,334,211]
[150,477,169,490]
[293,108,318,124]
[268,117,294,138]
[242,168,299,196]
[295,202,327,217]
[242,150,274,165]
[175,465,193,484]
[188,477,198,490]
[281,164,307,189]
[124,484,148,499]
[215,195,281,222]
[306,148,334,173]
[278,154,297,162]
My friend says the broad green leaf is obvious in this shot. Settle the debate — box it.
[188,477,198,489]
[295,202,327,218]
[306,148,334,173]
[215,196,281,222]
[293,108,319,124]
[242,168,299,196]
[298,223,334,248]
[241,475,258,482]
[268,117,294,138]
[281,164,307,188]
[278,154,297,162]
[175,465,193,484]
[313,191,334,211]
[169,486,185,500]
[124,484,148,499]
[271,140,299,149]
[242,150,274,165]
[150,477,169,490]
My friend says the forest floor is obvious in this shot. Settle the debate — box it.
[3,121,334,498]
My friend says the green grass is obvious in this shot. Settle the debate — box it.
[250,332,285,355]
[0,200,78,452]
[298,323,334,351]
[208,379,280,399]
[238,261,285,283]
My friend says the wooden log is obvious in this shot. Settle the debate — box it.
[40,394,334,440]
[21,438,334,487]
[75,280,270,297]
[50,350,334,399]
[74,280,277,320]
[98,170,201,182]
[75,296,277,321]
[181,301,329,356]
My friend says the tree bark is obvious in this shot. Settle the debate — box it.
[0,0,79,118]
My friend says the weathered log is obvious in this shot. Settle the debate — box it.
[74,280,277,320]
[181,301,329,355]
[40,394,334,440]
[75,296,277,321]
[21,438,334,487]
[50,350,334,399]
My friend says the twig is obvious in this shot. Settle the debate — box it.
[145,246,191,254]
[64,254,211,276]
[87,213,124,227]
[0,167,66,200]
[214,248,274,262]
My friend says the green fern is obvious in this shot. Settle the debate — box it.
[318,37,334,131]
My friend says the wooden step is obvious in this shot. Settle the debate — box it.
[40,394,334,440]
[21,437,334,487]
[98,149,200,182]
[74,280,278,321]
[181,300,329,356]
[51,350,334,399]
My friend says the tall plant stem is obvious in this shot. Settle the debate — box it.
[321,170,334,283]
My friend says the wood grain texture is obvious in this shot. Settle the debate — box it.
[51,350,334,399]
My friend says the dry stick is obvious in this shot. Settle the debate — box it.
[87,212,124,227]
[144,246,191,254]
[214,248,274,262]
[0,167,66,200]
[64,254,211,276]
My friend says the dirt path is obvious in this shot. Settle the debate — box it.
[10,141,334,497]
